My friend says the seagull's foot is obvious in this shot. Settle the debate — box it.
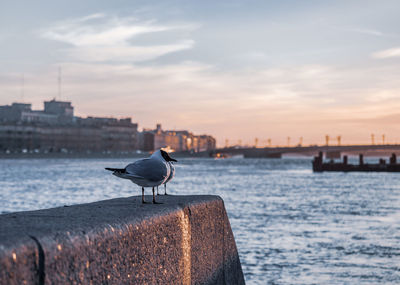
[142,201,151,204]
[152,201,163,204]
[164,193,169,195]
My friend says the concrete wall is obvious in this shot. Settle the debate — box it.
[0,195,245,285]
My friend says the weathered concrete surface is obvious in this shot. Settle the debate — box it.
[0,195,245,284]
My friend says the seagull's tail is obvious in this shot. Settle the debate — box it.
[105,167,126,173]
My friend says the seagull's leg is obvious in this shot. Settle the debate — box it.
[152,187,162,204]
[142,187,149,204]
[164,183,168,195]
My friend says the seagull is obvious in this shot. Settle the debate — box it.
[105,149,177,204]
[157,161,175,195]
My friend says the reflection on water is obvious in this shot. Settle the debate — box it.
[1,157,400,284]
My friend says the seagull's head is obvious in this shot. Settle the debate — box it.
[160,149,178,162]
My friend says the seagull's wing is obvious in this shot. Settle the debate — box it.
[165,162,175,183]
[125,159,168,182]
[170,163,175,179]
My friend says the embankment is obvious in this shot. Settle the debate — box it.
[0,195,245,284]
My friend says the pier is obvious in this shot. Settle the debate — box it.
[312,152,400,172]
[0,195,244,285]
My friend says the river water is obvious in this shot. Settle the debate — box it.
[1,157,399,284]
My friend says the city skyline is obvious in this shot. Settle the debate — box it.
[1,1,400,146]
[0,98,216,153]
[1,97,396,148]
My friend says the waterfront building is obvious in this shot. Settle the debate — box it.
[0,103,56,124]
[0,100,216,154]
[0,100,138,153]
[0,100,75,125]
[44,99,74,123]
[139,124,216,152]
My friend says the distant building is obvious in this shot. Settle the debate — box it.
[0,100,72,125]
[44,99,74,123]
[0,99,216,154]
[0,99,138,153]
[0,103,40,123]
[139,124,216,152]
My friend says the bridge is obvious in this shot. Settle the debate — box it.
[210,144,400,158]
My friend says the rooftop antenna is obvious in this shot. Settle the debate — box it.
[20,74,24,102]
[58,66,62,100]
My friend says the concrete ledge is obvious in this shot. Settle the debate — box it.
[0,195,245,284]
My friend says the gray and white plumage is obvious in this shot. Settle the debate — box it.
[117,157,169,187]
[165,162,175,184]
[162,161,175,195]
[105,149,177,203]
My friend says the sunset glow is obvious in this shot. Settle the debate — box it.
[1,1,400,146]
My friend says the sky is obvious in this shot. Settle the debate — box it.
[1,0,400,147]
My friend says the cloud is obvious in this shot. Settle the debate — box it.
[65,40,194,62]
[372,47,400,59]
[2,59,400,145]
[351,113,400,125]
[40,14,196,62]
[327,24,398,39]
[41,15,169,46]
[344,27,385,37]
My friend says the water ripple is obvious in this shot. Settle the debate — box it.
[1,157,400,284]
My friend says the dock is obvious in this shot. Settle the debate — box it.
[312,152,400,172]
